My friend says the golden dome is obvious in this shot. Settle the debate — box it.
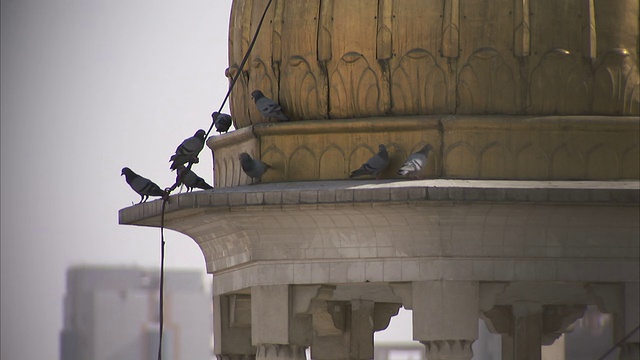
[226,0,639,128]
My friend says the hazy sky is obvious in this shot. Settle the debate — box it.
[1,0,231,358]
[0,1,410,358]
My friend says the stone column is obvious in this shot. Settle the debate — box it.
[349,300,375,359]
[482,303,586,360]
[214,294,256,360]
[310,300,400,360]
[251,285,308,360]
[589,282,640,360]
[620,282,639,360]
[412,281,479,360]
[511,302,543,360]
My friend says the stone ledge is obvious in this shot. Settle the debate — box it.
[119,179,639,226]
[208,116,640,187]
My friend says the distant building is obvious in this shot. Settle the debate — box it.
[59,266,212,360]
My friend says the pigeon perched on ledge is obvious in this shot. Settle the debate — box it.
[175,165,213,192]
[251,90,289,122]
[121,167,166,203]
[169,129,206,170]
[239,152,271,184]
[212,112,232,134]
[397,144,433,179]
[349,144,389,179]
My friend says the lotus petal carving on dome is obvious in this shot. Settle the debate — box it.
[593,49,640,116]
[458,48,517,114]
[529,49,591,115]
[330,52,383,119]
[391,49,447,115]
[280,56,325,121]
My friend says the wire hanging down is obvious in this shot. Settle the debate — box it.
[156,1,274,359]
[596,325,640,360]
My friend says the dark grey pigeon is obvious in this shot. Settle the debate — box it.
[176,165,213,192]
[212,112,232,134]
[251,90,289,122]
[349,144,389,179]
[239,152,271,184]
[169,129,206,170]
[121,167,165,204]
[397,144,433,179]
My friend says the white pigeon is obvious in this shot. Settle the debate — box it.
[251,90,289,122]
[169,129,206,170]
[349,144,389,179]
[397,144,433,179]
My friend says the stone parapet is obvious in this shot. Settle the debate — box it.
[207,116,640,187]
[119,179,639,225]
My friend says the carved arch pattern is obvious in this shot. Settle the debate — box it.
[288,145,318,180]
[479,142,512,179]
[458,48,517,114]
[529,49,591,115]
[585,144,619,179]
[319,145,347,180]
[391,49,447,115]
[280,56,326,120]
[593,49,640,115]
[516,144,549,179]
[445,142,478,178]
[329,52,383,119]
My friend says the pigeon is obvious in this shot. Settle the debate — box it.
[121,167,166,204]
[251,90,289,122]
[397,144,433,179]
[169,129,206,170]
[212,112,232,134]
[175,165,213,192]
[239,152,271,183]
[349,144,390,179]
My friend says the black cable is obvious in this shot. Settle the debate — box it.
[596,324,639,360]
[155,1,274,358]
[205,0,274,139]
[157,198,167,360]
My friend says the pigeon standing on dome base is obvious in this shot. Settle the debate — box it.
[397,144,433,179]
[239,152,271,184]
[349,144,390,180]
[251,90,289,122]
